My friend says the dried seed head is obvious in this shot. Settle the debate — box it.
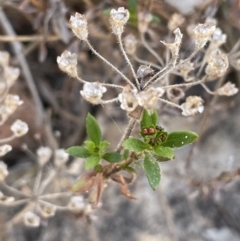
[80,82,107,105]
[0,191,14,203]
[10,119,29,137]
[211,28,227,47]
[137,65,154,80]
[0,161,9,181]
[23,211,40,227]
[68,196,85,212]
[161,28,183,58]
[166,87,185,103]
[137,87,165,112]
[36,146,52,166]
[69,13,88,41]
[192,23,216,49]
[54,149,69,167]
[205,50,229,77]
[109,7,129,35]
[179,60,194,81]
[181,96,204,116]
[118,85,138,112]
[0,51,10,67]
[0,145,12,157]
[168,13,185,31]
[217,82,238,96]
[57,51,78,78]
[124,34,137,55]
[5,94,23,112]
[138,12,153,33]
[205,17,218,26]
[40,204,56,218]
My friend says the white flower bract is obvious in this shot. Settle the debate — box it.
[10,119,29,137]
[181,96,204,116]
[69,13,88,41]
[23,211,40,227]
[36,146,52,166]
[0,145,12,157]
[80,82,107,105]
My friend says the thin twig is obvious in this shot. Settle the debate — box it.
[0,35,60,42]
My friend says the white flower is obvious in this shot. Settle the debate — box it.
[211,28,227,47]
[0,145,12,157]
[205,50,229,77]
[80,82,107,105]
[137,87,165,112]
[57,50,78,77]
[10,119,29,137]
[68,196,85,212]
[0,161,9,182]
[0,191,15,203]
[118,85,138,112]
[192,23,216,48]
[69,13,88,41]
[36,146,52,166]
[181,96,204,116]
[54,149,69,167]
[23,211,40,227]
[109,7,129,35]
[40,204,56,218]
[217,82,238,96]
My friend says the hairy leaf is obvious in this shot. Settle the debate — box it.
[123,138,149,153]
[84,140,96,153]
[102,151,123,163]
[86,114,101,146]
[143,154,161,190]
[99,140,110,152]
[66,146,91,158]
[85,155,100,170]
[141,109,158,130]
[153,146,174,159]
[161,131,198,148]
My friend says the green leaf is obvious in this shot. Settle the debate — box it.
[143,154,161,190]
[102,151,123,163]
[85,155,100,170]
[153,146,174,159]
[123,149,129,159]
[141,109,158,130]
[66,146,91,158]
[128,0,137,14]
[123,138,149,153]
[86,114,101,146]
[84,140,96,153]
[152,15,160,23]
[161,131,198,148]
[99,141,110,152]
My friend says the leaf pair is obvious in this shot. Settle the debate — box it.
[66,114,123,170]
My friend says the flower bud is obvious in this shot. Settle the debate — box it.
[23,211,40,227]
[168,13,185,31]
[124,34,137,55]
[109,7,129,35]
[217,82,238,96]
[0,145,12,157]
[40,204,56,218]
[57,51,78,78]
[68,196,85,212]
[80,82,107,105]
[36,146,52,166]
[0,161,9,182]
[54,149,69,167]
[138,12,153,33]
[69,13,88,41]
[181,96,204,116]
[10,119,29,137]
